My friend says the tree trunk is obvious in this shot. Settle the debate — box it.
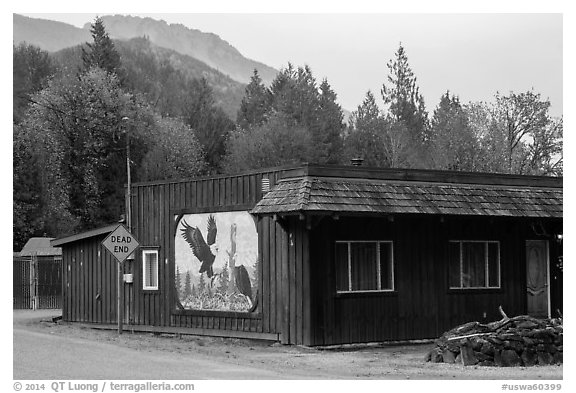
[227,224,237,295]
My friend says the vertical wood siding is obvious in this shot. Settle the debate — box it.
[62,236,118,323]
[62,169,296,338]
[128,170,291,335]
[308,215,561,346]
[61,164,561,344]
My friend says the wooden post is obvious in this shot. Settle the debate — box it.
[227,224,237,294]
[117,261,123,334]
[122,116,130,334]
[30,253,38,310]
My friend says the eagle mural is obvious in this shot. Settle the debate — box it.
[180,215,218,278]
[175,211,259,312]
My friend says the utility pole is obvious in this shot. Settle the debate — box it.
[118,116,131,335]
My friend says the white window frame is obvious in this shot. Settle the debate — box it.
[142,249,159,291]
[449,240,501,289]
[335,240,395,294]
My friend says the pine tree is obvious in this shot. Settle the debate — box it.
[345,91,388,167]
[237,69,271,130]
[81,17,122,76]
[182,77,235,171]
[430,91,479,171]
[228,63,345,171]
[175,266,182,298]
[184,270,192,298]
[381,44,430,162]
[252,257,260,297]
[315,79,345,164]
[269,64,319,128]
[198,272,206,294]
[218,262,230,294]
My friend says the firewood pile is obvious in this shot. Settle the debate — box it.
[426,307,563,367]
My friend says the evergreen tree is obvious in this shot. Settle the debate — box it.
[198,272,206,294]
[270,64,319,129]
[184,270,192,298]
[236,69,271,129]
[381,44,430,163]
[175,266,182,298]
[182,77,235,171]
[345,91,387,167]
[81,17,122,76]
[218,262,230,294]
[345,90,414,169]
[252,257,260,297]
[315,79,345,164]
[229,63,345,170]
[429,92,479,171]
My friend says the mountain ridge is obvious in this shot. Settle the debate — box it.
[91,15,278,86]
[13,13,278,87]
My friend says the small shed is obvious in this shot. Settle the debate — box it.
[14,237,63,309]
[52,164,563,345]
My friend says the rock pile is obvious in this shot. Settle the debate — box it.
[426,311,563,367]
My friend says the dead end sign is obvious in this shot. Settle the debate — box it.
[101,224,140,263]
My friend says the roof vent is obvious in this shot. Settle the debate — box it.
[351,158,364,166]
[261,176,271,194]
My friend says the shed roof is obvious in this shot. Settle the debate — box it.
[20,237,62,256]
[51,224,119,247]
[251,176,562,218]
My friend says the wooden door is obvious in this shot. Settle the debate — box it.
[526,240,550,317]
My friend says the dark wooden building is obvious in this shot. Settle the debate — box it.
[52,164,563,346]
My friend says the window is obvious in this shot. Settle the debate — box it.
[335,241,394,293]
[142,249,159,290]
[449,241,500,289]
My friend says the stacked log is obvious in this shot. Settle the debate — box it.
[426,309,562,367]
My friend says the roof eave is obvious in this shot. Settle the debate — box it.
[51,224,120,247]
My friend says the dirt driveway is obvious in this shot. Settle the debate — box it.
[13,310,562,380]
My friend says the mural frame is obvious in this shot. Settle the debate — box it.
[169,207,261,317]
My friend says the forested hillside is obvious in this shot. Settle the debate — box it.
[50,37,246,119]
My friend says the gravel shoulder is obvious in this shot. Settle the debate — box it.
[13,310,563,380]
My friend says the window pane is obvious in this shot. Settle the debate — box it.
[379,243,393,290]
[335,243,349,291]
[449,242,461,288]
[488,243,500,287]
[462,243,486,287]
[145,252,158,288]
[350,243,378,290]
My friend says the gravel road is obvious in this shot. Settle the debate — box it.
[12,310,563,380]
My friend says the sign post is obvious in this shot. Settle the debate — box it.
[101,224,140,334]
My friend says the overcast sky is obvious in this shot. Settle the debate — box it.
[20,11,563,117]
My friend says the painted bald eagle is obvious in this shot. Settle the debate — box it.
[180,215,218,278]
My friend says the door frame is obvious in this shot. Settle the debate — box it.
[526,240,551,318]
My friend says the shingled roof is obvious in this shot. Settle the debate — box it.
[20,237,62,257]
[251,176,562,218]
